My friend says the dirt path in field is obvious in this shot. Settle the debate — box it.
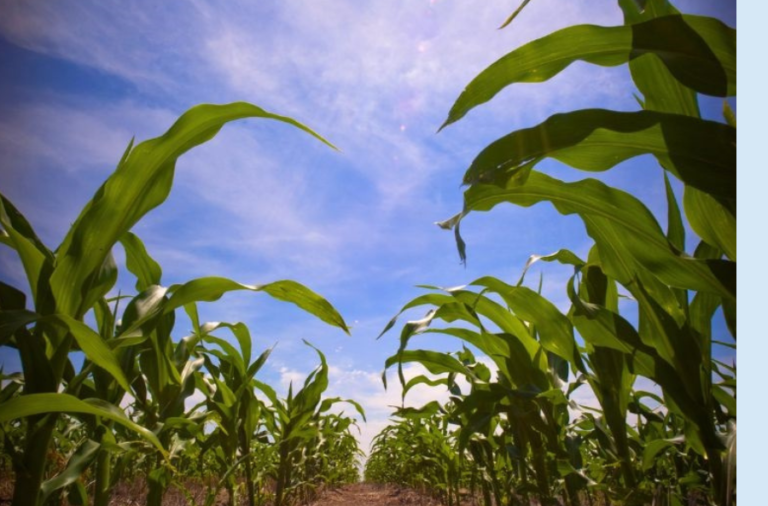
[309,483,445,506]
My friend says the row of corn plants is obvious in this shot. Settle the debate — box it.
[372,0,735,505]
[0,103,364,505]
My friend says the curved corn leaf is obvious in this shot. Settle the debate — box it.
[470,276,584,372]
[120,232,163,291]
[47,315,132,393]
[393,401,443,419]
[0,194,55,306]
[39,439,100,503]
[0,394,166,455]
[50,102,335,318]
[518,249,585,286]
[377,293,455,339]
[319,397,367,422]
[684,187,736,261]
[402,375,451,398]
[385,350,475,378]
[461,109,735,205]
[166,277,349,334]
[205,322,253,367]
[442,14,735,128]
[458,172,734,299]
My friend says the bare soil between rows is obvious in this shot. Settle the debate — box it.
[308,483,454,506]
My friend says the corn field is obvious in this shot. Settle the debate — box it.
[1,0,735,505]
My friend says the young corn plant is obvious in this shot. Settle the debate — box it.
[193,311,274,506]
[0,102,352,506]
[264,341,365,506]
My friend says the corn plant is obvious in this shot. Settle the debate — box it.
[193,311,274,506]
[379,0,735,504]
[0,102,353,506]
[263,341,365,506]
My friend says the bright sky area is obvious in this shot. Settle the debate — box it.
[0,0,736,456]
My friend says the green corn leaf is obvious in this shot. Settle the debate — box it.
[459,172,734,300]
[165,277,349,333]
[663,173,685,253]
[293,340,329,415]
[518,248,585,286]
[0,194,55,307]
[245,345,274,381]
[498,0,533,29]
[39,439,101,504]
[442,14,734,128]
[79,250,118,321]
[0,280,26,312]
[377,293,455,339]
[318,397,367,422]
[50,102,335,318]
[0,309,39,346]
[0,394,166,455]
[0,194,54,263]
[203,333,246,375]
[470,276,585,371]
[620,0,702,117]
[253,379,279,406]
[461,109,735,206]
[46,315,133,393]
[393,401,443,419]
[642,437,685,471]
[684,187,736,261]
[385,350,475,378]
[402,375,451,398]
[213,322,253,367]
[120,232,163,291]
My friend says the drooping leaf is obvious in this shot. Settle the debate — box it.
[319,397,367,422]
[461,109,735,206]
[0,394,166,455]
[385,350,475,379]
[518,249,585,286]
[50,102,335,318]
[165,277,349,334]
[458,172,734,300]
[442,14,735,128]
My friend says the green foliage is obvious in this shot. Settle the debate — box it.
[0,103,360,506]
[375,1,735,505]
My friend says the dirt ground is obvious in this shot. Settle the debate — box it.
[308,483,448,506]
[0,478,457,506]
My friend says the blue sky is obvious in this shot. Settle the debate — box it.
[0,0,736,453]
